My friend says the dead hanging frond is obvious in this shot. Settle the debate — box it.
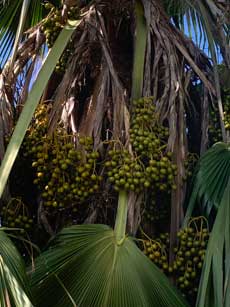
[200,87,209,154]
[48,6,98,134]
[96,9,129,141]
[50,4,129,145]
[141,0,216,255]
[79,62,110,148]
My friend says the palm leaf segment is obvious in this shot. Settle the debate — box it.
[0,229,33,306]
[184,142,230,221]
[30,224,188,307]
[196,179,230,307]
[0,0,47,67]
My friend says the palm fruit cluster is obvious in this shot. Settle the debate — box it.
[173,217,209,300]
[145,155,177,192]
[144,192,170,223]
[141,217,209,302]
[23,103,50,157]
[41,2,79,73]
[130,97,169,157]
[23,103,101,209]
[142,232,172,273]
[105,97,177,194]
[31,136,101,208]
[0,199,33,232]
[105,148,147,192]
[130,97,177,192]
[184,153,198,181]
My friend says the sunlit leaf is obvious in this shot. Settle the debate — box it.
[0,0,45,66]
[30,224,188,307]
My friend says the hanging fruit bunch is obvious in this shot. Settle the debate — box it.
[22,103,102,210]
[3,105,51,201]
[130,97,169,157]
[31,135,101,209]
[173,217,209,301]
[141,231,172,274]
[23,103,51,156]
[0,198,33,233]
[105,147,147,193]
[105,97,177,194]
[130,97,177,192]
[140,216,209,303]
[144,191,170,223]
[184,153,199,181]
[41,2,80,73]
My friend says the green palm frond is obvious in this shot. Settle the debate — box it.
[0,0,45,67]
[196,179,230,307]
[30,224,188,307]
[184,142,230,222]
[0,229,33,306]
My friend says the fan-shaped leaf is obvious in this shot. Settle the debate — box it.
[184,142,230,222]
[30,224,188,307]
[0,0,44,67]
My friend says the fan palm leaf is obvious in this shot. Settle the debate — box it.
[184,142,230,222]
[30,182,187,306]
[0,0,46,67]
[29,224,188,307]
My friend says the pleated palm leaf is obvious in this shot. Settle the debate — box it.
[0,229,33,306]
[29,192,188,307]
[0,0,46,66]
[184,142,230,221]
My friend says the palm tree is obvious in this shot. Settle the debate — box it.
[0,0,229,306]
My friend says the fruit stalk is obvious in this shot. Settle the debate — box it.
[114,190,128,243]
